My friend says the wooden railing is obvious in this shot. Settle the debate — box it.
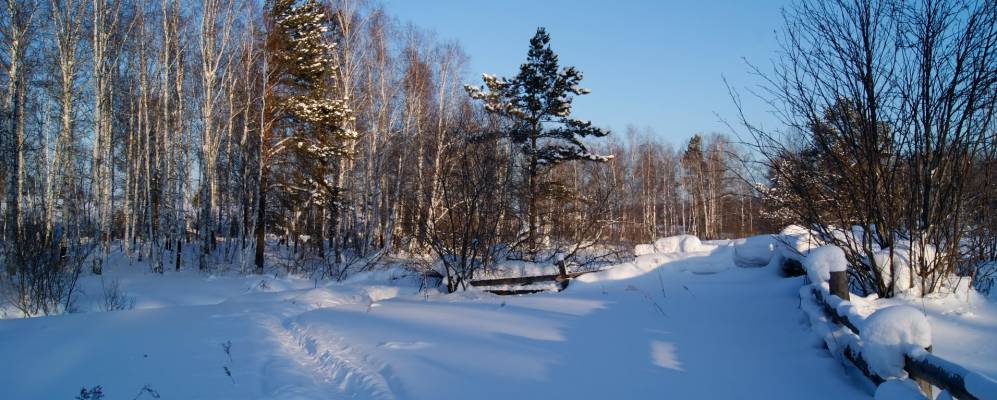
[806,269,997,399]
[468,262,600,295]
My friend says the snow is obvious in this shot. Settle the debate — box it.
[1,237,994,399]
[476,259,560,279]
[966,370,997,399]
[873,249,915,293]
[633,243,656,256]
[652,234,713,254]
[874,379,926,400]
[732,234,776,267]
[0,244,873,399]
[575,255,667,283]
[779,225,819,254]
[860,306,932,379]
[804,245,848,286]
[868,242,948,297]
[649,340,684,371]
[808,272,997,381]
[799,285,864,371]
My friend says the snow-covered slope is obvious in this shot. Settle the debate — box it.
[0,244,992,399]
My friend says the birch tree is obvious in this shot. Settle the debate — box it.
[1,0,37,243]
[89,0,121,273]
[197,0,237,270]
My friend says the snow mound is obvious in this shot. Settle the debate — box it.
[576,252,685,283]
[804,245,847,286]
[779,225,819,254]
[874,379,927,400]
[732,235,775,267]
[634,243,656,256]
[861,306,932,379]
[653,235,712,254]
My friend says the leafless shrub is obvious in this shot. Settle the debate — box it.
[734,0,997,297]
[423,121,507,293]
[101,278,134,312]
[2,220,92,316]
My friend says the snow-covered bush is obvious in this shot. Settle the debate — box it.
[860,306,932,379]
[776,222,981,298]
[749,0,997,299]
[870,241,941,295]
[872,250,914,294]
[804,245,847,286]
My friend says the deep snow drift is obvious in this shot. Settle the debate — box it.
[0,239,993,399]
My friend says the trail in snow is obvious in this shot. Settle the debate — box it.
[2,245,984,399]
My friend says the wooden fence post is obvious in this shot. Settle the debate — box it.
[915,346,933,398]
[829,270,849,301]
[556,260,569,291]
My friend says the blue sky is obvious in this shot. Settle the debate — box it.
[384,0,789,145]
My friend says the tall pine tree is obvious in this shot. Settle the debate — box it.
[466,27,611,253]
[256,0,355,272]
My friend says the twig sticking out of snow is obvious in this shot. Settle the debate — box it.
[132,384,160,399]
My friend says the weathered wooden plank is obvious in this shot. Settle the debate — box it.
[484,289,548,296]
[905,352,997,400]
[841,342,885,386]
[469,270,595,287]
[811,286,862,335]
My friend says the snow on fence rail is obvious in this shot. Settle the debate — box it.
[468,262,600,295]
[798,257,997,399]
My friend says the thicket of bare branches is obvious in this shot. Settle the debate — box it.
[738,0,997,297]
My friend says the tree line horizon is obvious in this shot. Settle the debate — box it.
[1,0,993,314]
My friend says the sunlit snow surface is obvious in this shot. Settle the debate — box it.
[0,243,993,399]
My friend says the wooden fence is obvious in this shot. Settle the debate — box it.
[807,269,997,399]
[469,262,600,295]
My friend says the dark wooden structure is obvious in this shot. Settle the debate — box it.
[468,263,599,296]
[809,270,997,399]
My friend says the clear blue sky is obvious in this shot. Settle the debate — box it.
[384,0,788,145]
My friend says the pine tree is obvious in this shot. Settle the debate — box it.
[256,0,355,272]
[681,135,707,237]
[466,27,611,253]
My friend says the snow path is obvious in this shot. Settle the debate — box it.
[0,248,875,399]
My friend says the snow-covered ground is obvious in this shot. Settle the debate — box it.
[0,241,993,399]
